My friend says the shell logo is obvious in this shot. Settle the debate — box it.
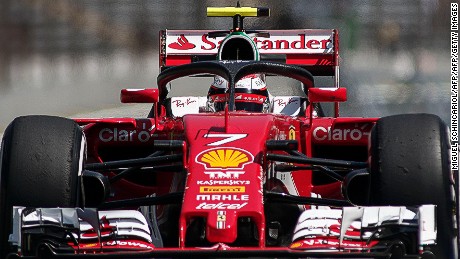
[196,147,253,170]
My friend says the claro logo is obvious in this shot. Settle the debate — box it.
[312,126,370,141]
[99,123,154,143]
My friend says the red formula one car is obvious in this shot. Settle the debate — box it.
[0,5,457,259]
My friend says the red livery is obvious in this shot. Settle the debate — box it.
[0,4,457,259]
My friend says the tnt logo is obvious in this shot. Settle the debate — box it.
[204,171,245,179]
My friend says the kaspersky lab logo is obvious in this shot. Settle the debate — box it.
[196,147,254,170]
[168,34,196,50]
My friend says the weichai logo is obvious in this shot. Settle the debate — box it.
[196,147,254,170]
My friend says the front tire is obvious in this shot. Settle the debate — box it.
[0,115,85,257]
[369,114,457,259]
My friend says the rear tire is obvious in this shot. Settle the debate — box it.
[369,114,457,259]
[0,115,85,257]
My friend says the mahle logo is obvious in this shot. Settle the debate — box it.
[196,147,253,170]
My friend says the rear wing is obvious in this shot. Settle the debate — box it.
[159,29,340,86]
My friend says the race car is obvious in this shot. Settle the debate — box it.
[0,5,457,259]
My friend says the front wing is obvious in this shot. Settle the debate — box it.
[7,205,436,258]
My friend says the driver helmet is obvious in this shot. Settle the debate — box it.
[207,74,270,112]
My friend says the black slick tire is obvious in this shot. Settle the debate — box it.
[0,115,85,257]
[370,113,457,259]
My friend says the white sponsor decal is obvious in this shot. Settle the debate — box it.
[301,239,363,248]
[204,171,245,179]
[166,30,334,55]
[204,133,248,146]
[196,202,248,210]
[197,180,250,185]
[99,123,153,143]
[104,240,153,248]
[196,194,249,201]
[274,97,299,107]
[312,126,369,141]
[217,211,226,229]
[172,97,197,107]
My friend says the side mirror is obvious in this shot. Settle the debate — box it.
[308,87,347,103]
[120,88,159,103]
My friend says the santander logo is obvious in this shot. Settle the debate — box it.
[168,34,196,50]
[166,30,335,55]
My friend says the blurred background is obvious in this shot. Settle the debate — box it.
[0,0,451,132]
